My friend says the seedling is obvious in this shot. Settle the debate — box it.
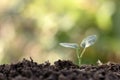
[97,59,103,65]
[59,35,97,66]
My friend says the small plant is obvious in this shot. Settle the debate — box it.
[59,35,97,66]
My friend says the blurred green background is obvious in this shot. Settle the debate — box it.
[0,0,120,65]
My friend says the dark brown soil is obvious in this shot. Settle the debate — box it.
[0,58,120,80]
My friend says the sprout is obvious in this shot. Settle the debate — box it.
[97,59,103,65]
[59,35,97,66]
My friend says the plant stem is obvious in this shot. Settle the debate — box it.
[79,48,86,65]
[76,48,80,66]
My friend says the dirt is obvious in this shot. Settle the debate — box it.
[0,58,120,80]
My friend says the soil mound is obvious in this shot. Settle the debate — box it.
[0,58,120,80]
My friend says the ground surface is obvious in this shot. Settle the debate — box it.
[0,58,120,80]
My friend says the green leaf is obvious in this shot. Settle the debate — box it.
[80,35,97,48]
[59,43,78,48]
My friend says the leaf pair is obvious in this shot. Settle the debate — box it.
[60,35,97,48]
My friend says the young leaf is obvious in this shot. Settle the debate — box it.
[97,59,103,65]
[80,35,97,48]
[59,43,78,48]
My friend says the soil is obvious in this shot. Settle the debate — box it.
[0,58,120,80]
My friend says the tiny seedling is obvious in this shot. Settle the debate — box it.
[97,59,103,65]
[59,35,97,66]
